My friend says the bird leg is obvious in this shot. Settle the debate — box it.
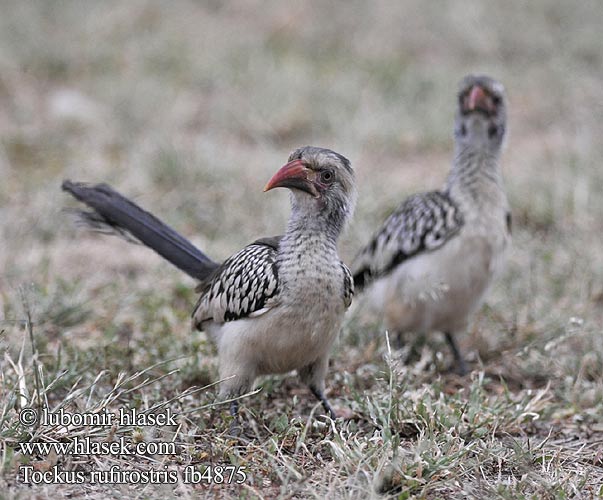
[227,400,242,437]
[309,385,337,419]
[444,332,468,375]
[299,358,337,419]
[392,330,406,350]
[230,400,239,417]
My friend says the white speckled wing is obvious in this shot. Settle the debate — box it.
[352,190,464,289]
[192,239,281,327]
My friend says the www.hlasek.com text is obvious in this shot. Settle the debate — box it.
[19,436,176,456]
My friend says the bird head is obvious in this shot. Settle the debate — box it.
[454,75,507,153]
[264,146,356,232]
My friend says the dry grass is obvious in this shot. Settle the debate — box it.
[1,1,603,498]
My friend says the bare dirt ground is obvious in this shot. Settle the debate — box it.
[1,1,602,498]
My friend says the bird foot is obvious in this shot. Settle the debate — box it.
[227,419,243,438]
[330,406,354,420]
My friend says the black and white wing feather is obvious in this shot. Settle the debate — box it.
[341,262,354,308]
[352,190,463,289]
[192,237,281,328]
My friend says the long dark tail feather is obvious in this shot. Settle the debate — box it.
[61,180,219,281]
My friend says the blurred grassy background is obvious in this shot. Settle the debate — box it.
[1,0,602,266]
[1,1,602,497]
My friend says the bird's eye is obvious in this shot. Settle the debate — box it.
[460,123,467,136]
[488,124,498,138]
[320,170,334,183]
[492,95,501,106]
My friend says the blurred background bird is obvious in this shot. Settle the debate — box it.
[353,75,510,374]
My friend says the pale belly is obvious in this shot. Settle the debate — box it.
[374,227,509,334]
[208,299,345,377]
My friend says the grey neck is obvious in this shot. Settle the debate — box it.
[286,194,345,244]
[283,207,340,248]
[275,203,342,295]
[446,145,503,201]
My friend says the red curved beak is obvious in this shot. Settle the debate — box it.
[264,159,319,197]
[466,85,494,113]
